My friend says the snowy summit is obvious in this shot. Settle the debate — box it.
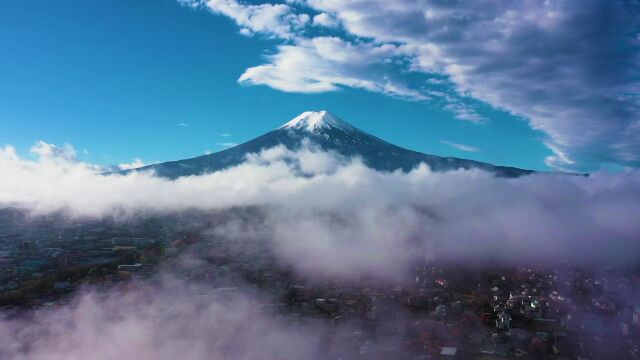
[280,111,350,132]
[124,110,532,178]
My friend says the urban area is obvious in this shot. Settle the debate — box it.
[0,208,638,359]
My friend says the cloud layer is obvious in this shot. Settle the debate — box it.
[2,141,640,280]
[183,0,640,171]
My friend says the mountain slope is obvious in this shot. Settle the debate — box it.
[128,111,532,179]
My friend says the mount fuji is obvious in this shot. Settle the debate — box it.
[128,111,532,178]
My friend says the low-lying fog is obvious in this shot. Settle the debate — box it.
[1,141,639,359]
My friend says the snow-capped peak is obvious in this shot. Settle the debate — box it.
[280,111,350,132]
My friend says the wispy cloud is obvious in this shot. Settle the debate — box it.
[440,140,480,153]
[219,133,232,137]
[237,37,429,100]
[217,142,238,148]
[443,103,486,124]
[177,123,189,127]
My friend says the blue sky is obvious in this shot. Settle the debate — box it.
[1,0,637,171]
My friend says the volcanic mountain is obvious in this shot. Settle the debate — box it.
[129,111,532,178]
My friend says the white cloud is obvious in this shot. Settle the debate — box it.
[118,159,146,170]
[177,123,188,127]
[312,12,338,28]
[187,0,306,39]
[30,141,76,162]
[239,37,428,99]
[217,142,238,148]
[443,103,486,124]
[1,141,640,274]
[440,140,480,153]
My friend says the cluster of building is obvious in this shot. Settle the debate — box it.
[0,208,638,359]
[0,209,175,308]
[166,235,640,360]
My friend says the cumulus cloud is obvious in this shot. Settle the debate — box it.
[29,141,77,162]
[311,12,338,28]
[440,140,480,153]
[182,0,308,39]
[186,0,640,170]
[1,141,640,279]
